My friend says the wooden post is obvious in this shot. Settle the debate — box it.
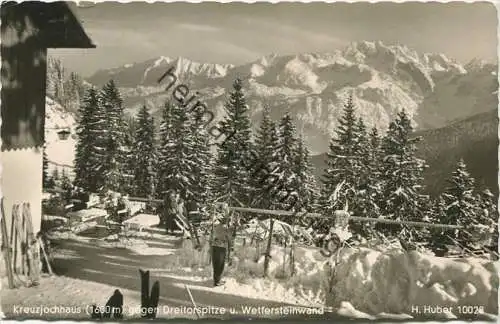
[263,217,274,277]
[289,211,300,277]
[289,236,295,277]
[253,239,259,263]
[282,239,287,276]
[1,198,15,288]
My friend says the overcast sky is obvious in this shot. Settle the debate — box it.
[51,1,498,77]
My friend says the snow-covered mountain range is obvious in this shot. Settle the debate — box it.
[86,41,498,153]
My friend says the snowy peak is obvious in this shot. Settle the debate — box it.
[465,58,496,73]
[85,41,496,153]
[88,55,234,88]
[171,56,234,79]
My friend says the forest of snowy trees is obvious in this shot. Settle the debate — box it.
[66,76,498,253]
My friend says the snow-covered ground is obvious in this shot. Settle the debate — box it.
[33,213,500,321]
[67,208,107,224]
[123,213,159,231]
[1,276,199,320]
[325,247,499,320]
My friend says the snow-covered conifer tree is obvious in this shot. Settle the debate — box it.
[99,80,128,193]
[213,78,253,205]
[133,105,157,198]
[251,105,279,209]
[441,159,480,248]
[74,87,106,192]
[379,109,427,240]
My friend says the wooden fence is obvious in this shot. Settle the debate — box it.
[124,197,497,276]
[128,197,478,230]
[218,205,480,230]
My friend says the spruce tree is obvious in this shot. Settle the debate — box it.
[349,118,377,237]
[190,103,214,205]
[160,100,196,199]
[366,126,384,216]
[63,72,85,113]
[321,95,362,213]
[99,80,128,193]
[476,189,498,252]
[133,105,157,198]
[74,87,105,192]
[157,101,175,197]
[427,196,449,255]
[292,136,319,212]
[273,112,299,211]
[251,105,279,209]
[354,118,369,189]
[123,116,138,194]
[379,109,427,240]
[442,159,479,249]
[60,169,73,202]
[52,168,60,184]
[213,78,253,205]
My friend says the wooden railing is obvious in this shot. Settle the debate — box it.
[215,205,481,230]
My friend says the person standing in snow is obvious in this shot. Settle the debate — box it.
[162,190,178,234]
[116,195,129,224]
[210,204,232,287]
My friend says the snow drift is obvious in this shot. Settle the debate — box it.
[324,247,498,318]
[235,242,498,319]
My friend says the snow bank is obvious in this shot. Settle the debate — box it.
[43,215,68,223]
[128,245,176,256]
[67,208,107,223]
[123,213,159,231]
[325,248,499,318]
[236,242,498,319]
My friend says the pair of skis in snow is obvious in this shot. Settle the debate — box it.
[3,202,40,287]
[140,269,160,319]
